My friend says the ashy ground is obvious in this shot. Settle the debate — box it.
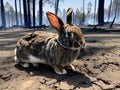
[0,29,120,90]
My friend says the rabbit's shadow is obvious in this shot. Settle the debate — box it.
[15,63,91,89]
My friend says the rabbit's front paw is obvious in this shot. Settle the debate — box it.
[66,64,75,70]
[21,63,30,68]
[53,66,67,75]
[32,63,39,67]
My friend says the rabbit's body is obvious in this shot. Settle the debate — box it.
[14,8,85,75]
[15,31,79,66]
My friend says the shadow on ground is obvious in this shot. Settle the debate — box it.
[15,63,91,89]
[78,45,117,59]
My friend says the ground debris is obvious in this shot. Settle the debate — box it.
[0,29,120,90]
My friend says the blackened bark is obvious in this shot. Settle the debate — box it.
[39,0,42,26]
[33,0,35,27]
[15,0,19,26]
[55,0,60,15]
[0,0,6,28]
[27,0,31,27]
[23,0,28,27]
[98,0,104,26]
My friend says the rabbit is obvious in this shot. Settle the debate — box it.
[14,8,85,75]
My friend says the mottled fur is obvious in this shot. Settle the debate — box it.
[14,8,85,74]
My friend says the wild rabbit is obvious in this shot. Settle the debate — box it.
[14,8,85,75]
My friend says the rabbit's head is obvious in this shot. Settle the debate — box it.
[46,8,85,50]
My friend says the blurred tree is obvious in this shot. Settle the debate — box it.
[87,2,92,16]
[117,1,120,20]
[15,0,19,26]
[110,0,119,28]
[78,13,86,25]
[98,0,104,26]
[111,0,119,11]
[113,0,119,18]
[108,0,112,22]
[94,0,97,24]
[23,0,28,27]
[22,0,43,28]
[5,2,15,27]
[39,0,42,26]
[0,0,6,28]
[62,9,66,23]
[55,0,60,15]
[117,0,120,19]
[33,0,35,27]
[5,2,11,27]
[27,0,31,27]
[74,8,81,25]
[9,6,14,26]
[45,0,64,15]
[83,0,85,24]
[19,0,22,25]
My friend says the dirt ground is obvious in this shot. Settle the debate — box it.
[0,28,120,90]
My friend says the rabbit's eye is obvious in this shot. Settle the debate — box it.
[66,32,74,38]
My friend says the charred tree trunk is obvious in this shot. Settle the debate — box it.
[27,0,31,27]
[55,0,60,15]
[19,0,22,25]
[0,0,6,29]
[33,0,35,28]
[110,0,118,28]
[98,0,104,26]
[23,0,28,27]
[39,0,42,26]
[15,0,19,26]
[110,16,116,28]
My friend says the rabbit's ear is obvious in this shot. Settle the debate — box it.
[66,8,73,25]
[46,12,64,30]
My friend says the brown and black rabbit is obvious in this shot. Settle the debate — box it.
[14,8,85,75]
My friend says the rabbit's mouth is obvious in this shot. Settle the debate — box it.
[56,37,80,50]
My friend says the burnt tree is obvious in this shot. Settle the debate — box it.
[98,0,104,26]
[55,0,60,15]
[33,0,35,27]
[0,0,6,28]
[15,0,19,26]
[39,0,42,26]
[27,0,31,27]
[23,0,28,27]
